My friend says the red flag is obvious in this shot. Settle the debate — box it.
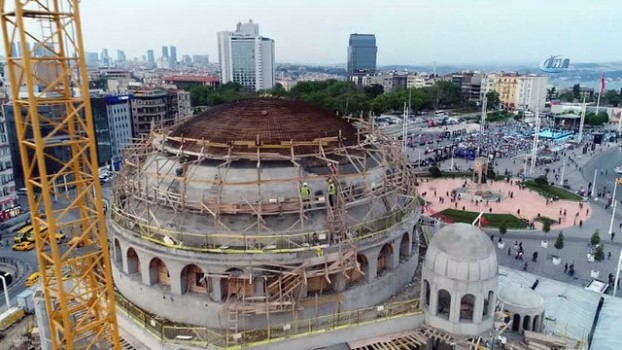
[601,73,606,92]
[480,216,489,226]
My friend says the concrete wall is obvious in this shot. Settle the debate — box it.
[110,213,419,328]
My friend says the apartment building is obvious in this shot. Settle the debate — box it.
[130,88,190,137]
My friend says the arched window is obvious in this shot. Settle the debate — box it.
[399,232,410,260]
[512,313,521,332]
[181,264,208,294]
[148,257,170,287]
[423,280,431,307]
[460,294,475,322]
[377,243,394,276]
[533,315,540,331]
[437,289,451,319]
[523,315,531,331]
[126,247,140,275]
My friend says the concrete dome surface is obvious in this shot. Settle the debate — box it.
[166,98,358,154]
[424,223,497,281]
[498,284,544,309]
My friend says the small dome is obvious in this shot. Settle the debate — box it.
[165,98,358,155]
[498,284,544,310]
[424,223,497,281]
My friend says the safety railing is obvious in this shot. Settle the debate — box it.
[115,289,421,349]
[110,200,419,253]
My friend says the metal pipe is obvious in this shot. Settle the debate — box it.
[609,180,618,236]
[559,157,566,186]
[0,273,11,308]
[592,168,598,198]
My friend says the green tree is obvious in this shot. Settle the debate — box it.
[429,166,442,178]
[364,84,384,99]
[547,87,557,100]
[560,92,575,102]
[499,223,507,236]
[590,230,601,246]
[604,90,621,106]
[572,84,581,99]
[542,222,551,237]
[594,244,605,262]
[554,231,565,250]
[485,91,500,110]
[431,81,462,109]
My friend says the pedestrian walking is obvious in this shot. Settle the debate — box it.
[579,220,583,228]
[564,263,568,273]
[608,252,612,260]
[612,232,616,241]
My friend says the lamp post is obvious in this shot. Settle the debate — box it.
[591,168,598,198]
[614,249,622,297]
[0,273,11,308]
[608,179,619,237]
[450,147,454,171]
[559,158,566,186]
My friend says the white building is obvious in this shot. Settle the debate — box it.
[176,90,191,120]
[0,109,16,210]
[516,75,548,111]
[217,19,275,92]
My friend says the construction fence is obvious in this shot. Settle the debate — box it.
[115,291,422,349]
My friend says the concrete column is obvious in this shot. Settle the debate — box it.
[331,273,347,293]
[169,263,183,295]
[366,252,378,282]
[389,241,399,270]
[450,292,459,323]
[429,284,438,317]
[519,315,525,331]
[120,244,129,274]
[255,277,265,297]
[473,294,484,323]
[210,276,222,302]
[140,254,152,286]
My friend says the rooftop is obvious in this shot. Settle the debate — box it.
[163,75,220,83]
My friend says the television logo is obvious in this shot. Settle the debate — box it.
[539,55,570,73]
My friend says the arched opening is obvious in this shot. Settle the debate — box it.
[377,243,394,276]
[348,254,368,284]
[460,294,475,322]
[113,239,121,264]
[126,247,140,275]
[483,290,494,318]
[222,268,251,302]
[437,289,451,319]
[512,313,521,332]
[148,257,170,287]
[399,232,410,260]
[533,315,540,331]
[180,264,208,295]
[523,315,531,330]
[423,280,431,308]
[307,264,331,295]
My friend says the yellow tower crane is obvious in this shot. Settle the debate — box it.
[0,1,120,349]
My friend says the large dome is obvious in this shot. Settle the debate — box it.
[165,98,358,155]
[424,223,497,281]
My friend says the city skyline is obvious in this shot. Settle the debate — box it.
[73,0,621,66]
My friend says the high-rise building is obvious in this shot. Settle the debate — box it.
[86,52,99,66]
[104,94,134,166]
[169,46,177,68]
[147,50,155,66]
[192,55,209,66]
[218,19,275,92]
[101,48,110,66]
[161,46,169,61]
[117,50,126,63]
[130,88,188,137]
[347,34,377,78]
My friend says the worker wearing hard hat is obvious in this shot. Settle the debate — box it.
[301,182,311,208]
[327,178,336,207]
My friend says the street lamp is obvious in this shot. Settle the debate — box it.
[591,168,598,198]
[608,178,620,237]
[0,272,11,308]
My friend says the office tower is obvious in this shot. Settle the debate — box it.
[101,48,110,66]
[85,52,99,66]
[217,19,275,92]
[169,46,177,68]
[147,49,155,66]
[117,50,126,63]
[192,55,209,65]
[347,34,377,78]
[161,46,169,61]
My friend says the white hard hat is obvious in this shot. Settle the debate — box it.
[303,182,308,186]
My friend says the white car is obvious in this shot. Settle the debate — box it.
[614,166,622,174]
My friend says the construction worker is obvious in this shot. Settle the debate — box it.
[327,178,336,207]
[301,182,311,208]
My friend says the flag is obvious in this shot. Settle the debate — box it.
[601,73,606,92]
[480,215,489,226]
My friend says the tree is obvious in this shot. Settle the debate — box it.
[542,222,551,237]
[572,84,581,99]
[604,90,621,106]
[560,92,575,102]
[485,91,500,110]
[429,166,442,178]
[534,175,548,186]
[547,87,557,100]
[594,244,605,262]
[364,84,384,99]
[499,223,507,236]
[591,230,601,246]
[554,231,565,250]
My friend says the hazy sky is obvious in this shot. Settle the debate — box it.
[77,0,620,65]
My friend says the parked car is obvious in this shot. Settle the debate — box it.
[12,241,34,251]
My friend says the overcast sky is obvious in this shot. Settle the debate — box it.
[77,0,620,65]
